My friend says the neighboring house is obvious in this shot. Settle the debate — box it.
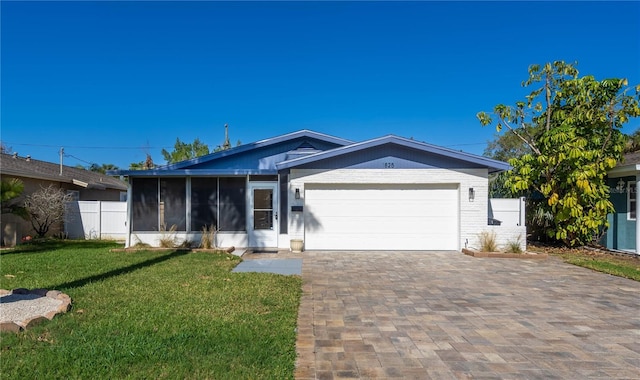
[112,130,520,251]
[1,152,128,245]
[604,151,640,254]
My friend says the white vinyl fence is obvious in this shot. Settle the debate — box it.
[65,201,127,241]
[489,197,526,227]
[476,197,527,251]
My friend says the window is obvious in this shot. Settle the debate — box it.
[218,177,246,231]
[160,178,186,231]
[132,178,159,231]
[628,181,637,220]
[133,176,246,232]
[191,177,218,232]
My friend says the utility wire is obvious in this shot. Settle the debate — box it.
[65,154,94,166]
[3,142,173,150]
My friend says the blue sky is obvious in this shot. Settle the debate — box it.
[2,1,639,169]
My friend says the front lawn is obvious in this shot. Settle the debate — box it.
[529,243,640,281]
[0,241,301,379]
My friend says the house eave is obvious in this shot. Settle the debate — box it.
[608,164,640,178]
[114,169,278,177]
[3,169,126,191]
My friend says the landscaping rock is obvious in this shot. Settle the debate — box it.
[24,316,49,329]
[46,290,62,298]
[0,321,23,333]
[0,288,72,332]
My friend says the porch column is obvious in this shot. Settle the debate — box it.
[636,175,640,255]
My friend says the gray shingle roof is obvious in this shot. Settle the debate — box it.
[0,153,127,191]
[620,151,640,166]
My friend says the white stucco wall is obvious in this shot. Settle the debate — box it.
[288,168,489,251]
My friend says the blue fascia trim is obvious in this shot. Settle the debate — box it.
[276,135,511,172]
[158,130,352,171]
[112,169,278,177]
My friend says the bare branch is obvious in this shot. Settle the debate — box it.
[545,71,552,132]
[499,118,542,155]
[24,185,73,237]
[601,99,615,153]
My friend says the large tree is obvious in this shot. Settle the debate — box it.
[161,138,210,164]
[624,128,640,153]
[88,163,119,174]
[478,61,640,246]
[484,130,536,198]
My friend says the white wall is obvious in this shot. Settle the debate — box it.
[289,168,489,251]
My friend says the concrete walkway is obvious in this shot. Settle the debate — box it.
[295,251,640,379]
[233,250,303,275]
[232,258,302,275]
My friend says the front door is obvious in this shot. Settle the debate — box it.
[248,182,278,248]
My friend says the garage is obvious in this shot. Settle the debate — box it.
[304,183,459,250]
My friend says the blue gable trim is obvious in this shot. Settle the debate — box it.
[110,130,351,176]
[277,135,511,173]
[162,130,350,170]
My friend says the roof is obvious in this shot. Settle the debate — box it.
[276,135,511,173]
[110,130,510,177]
[112,129,353,176]
[0,153,128,191]
[608,151,640,178]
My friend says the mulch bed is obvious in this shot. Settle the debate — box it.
[527,242,640,265]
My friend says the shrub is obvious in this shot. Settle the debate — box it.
[132,234,151,248]
[178,240,195,249]
[158,224,179,248]
[478,230,499,252]
[200,225,217,249]
[24,184,73,237]
[505,235,523,253]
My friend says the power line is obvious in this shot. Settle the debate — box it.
[444,142,488,147]
[3,142,173,150]
[65,154,93,166]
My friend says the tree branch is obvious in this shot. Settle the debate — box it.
[500,118,542,155]
[601,100,615,153]
[545,71,552,132]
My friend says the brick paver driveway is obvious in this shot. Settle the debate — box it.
[295,251,640,379]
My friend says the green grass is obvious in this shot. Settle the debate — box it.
[1,240,302,379]
[529,243,640,281]
[562,255,640,281]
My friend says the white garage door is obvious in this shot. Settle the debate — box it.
[304,183,459,250]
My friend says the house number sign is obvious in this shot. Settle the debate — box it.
[384,162,395,168]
